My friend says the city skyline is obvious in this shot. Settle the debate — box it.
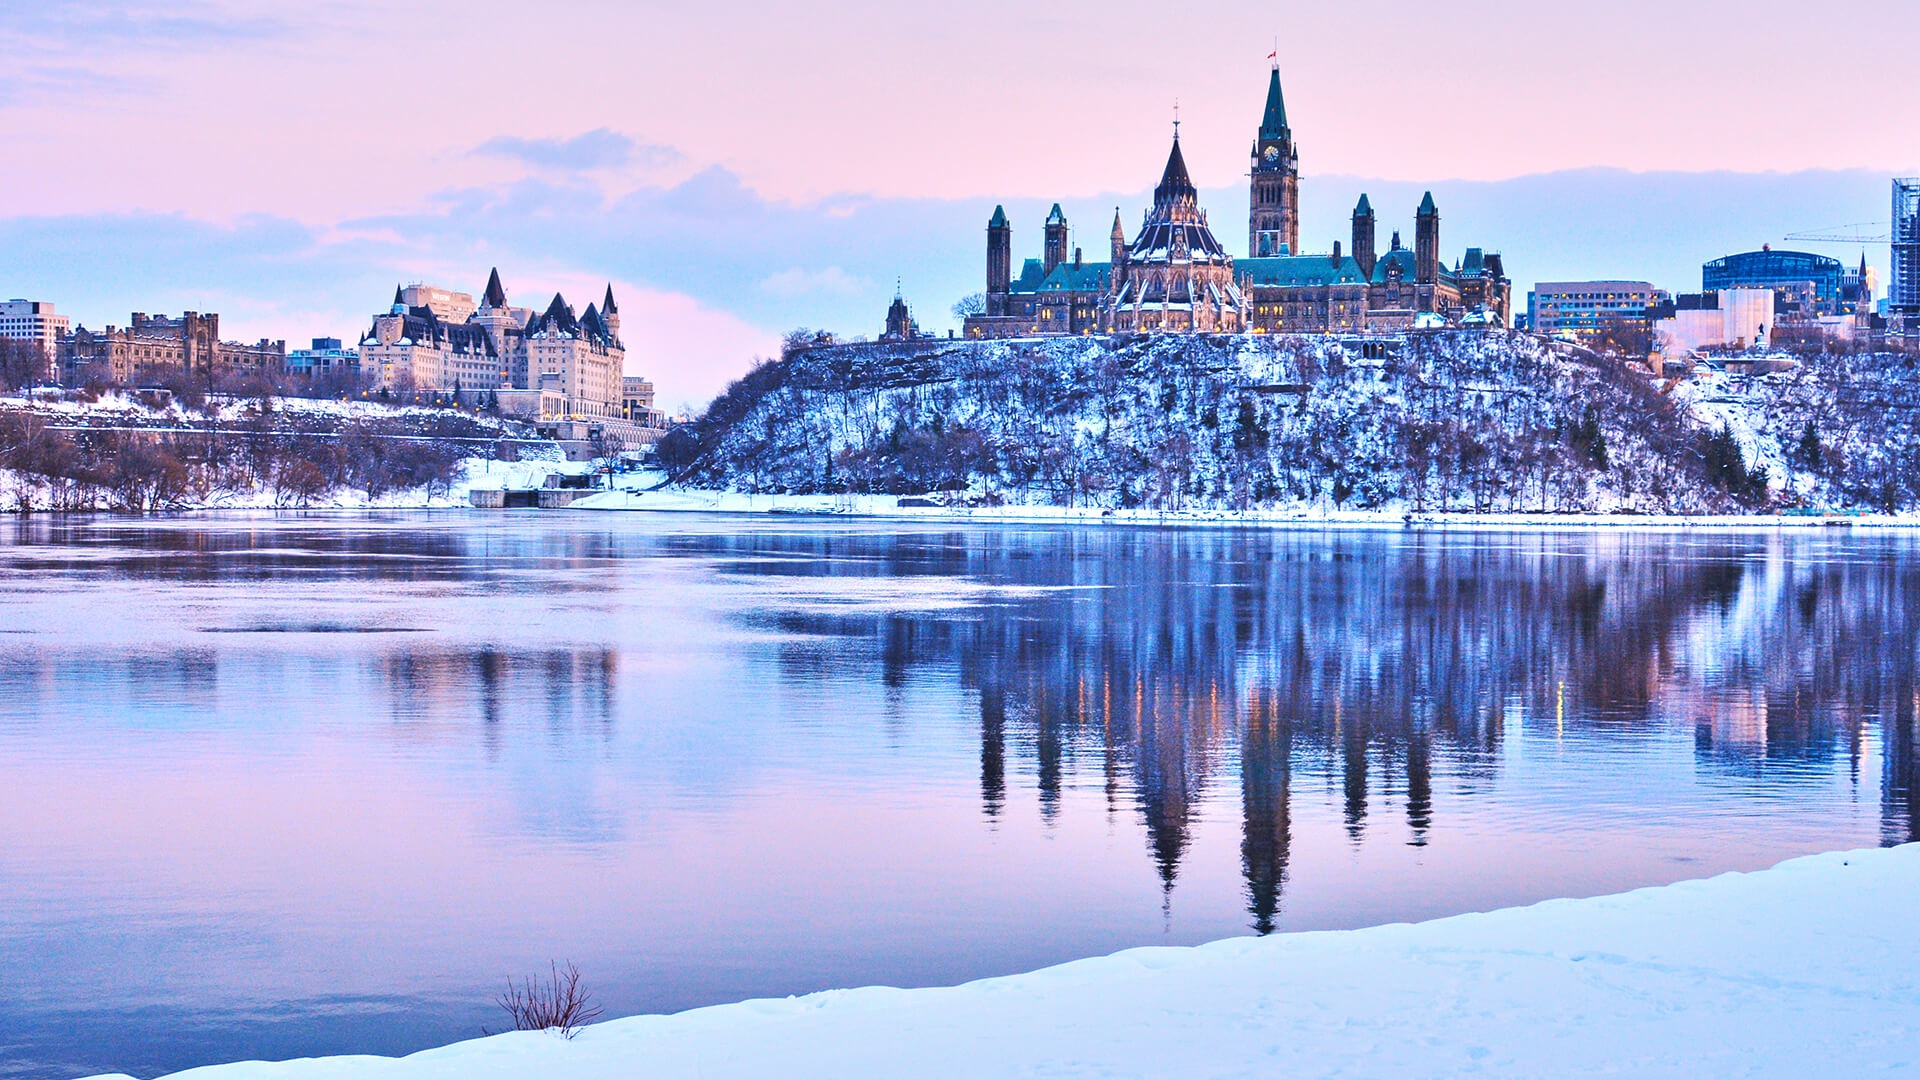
[2,1,1916,405]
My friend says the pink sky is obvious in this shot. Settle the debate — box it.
[3,1,1917,405]
[8,1,1916,218]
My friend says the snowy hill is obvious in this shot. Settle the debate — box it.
[668,331,1906,516]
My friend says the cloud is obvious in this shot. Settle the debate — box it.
[474,129,685,173]
[0,2,284,49]
[759,267,867,299]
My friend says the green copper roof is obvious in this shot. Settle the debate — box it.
[1418,191,1437,215]
[1037,262,1112,292]
[1259,66,1289,139]
[1046,203,1065,225]
[1240,255,1369,287]
[1353,194,1373,217]
[989,205,1009,228]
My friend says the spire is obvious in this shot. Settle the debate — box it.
[1111,208,1125,240]
[392,284,404,305]
[988,205,1009,228]
[1046,203,1066,225]
[1155,136,1197,207]
[602,283,618,315]
[1354,193,1373,217]
[1418,191,1438,215]
[482,268,507,309]
[1260,64,1289,140]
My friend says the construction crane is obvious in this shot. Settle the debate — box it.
[1781,224,1889,245]
[1784,223,1891,245]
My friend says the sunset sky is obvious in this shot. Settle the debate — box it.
[4,0,1917,406]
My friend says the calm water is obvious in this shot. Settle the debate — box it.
[2,514,1916,1079]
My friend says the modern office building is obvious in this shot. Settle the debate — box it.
[1702,248,1850,317]
[1893,178,1920,316]
[286,337,360,379]
[0,299,70,380]
[1526,282,1668,343]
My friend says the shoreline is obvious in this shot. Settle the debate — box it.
[568,486,1920,530]
[83,844,1920,1080]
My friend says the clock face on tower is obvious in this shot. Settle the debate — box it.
[1263,145,1281,164]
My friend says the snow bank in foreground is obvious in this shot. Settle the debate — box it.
[90,846,1920,1079]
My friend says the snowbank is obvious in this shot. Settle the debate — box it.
[88,845,1920,1079]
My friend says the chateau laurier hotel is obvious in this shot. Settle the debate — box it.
[963,65,1512,339]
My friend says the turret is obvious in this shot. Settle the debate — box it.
[1110,208,1128,270]
[481,268,508,310]
[1415,191,1440,286]
[1352,194,1377,279]
[1044,204,1069,275]
[601,283,620,341]
[986,205,1012,316]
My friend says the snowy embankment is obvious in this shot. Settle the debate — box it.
[578,483,1920,528]
[90,846,1920,1079]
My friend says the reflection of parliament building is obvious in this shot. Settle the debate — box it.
[962,65,1512,339]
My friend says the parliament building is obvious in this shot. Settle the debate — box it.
[963,66,1511,339]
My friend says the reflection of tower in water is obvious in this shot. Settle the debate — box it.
[1240,691,1292,934]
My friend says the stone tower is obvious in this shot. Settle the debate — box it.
[1415,192,1440,285]
[1110,208,1128,270]
[986,205,1012,316]
[1044,204,1069,275]
[1351,194,1377,280]
[1248,63,1299,257]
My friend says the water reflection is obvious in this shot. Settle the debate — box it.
[725,528,1920,928]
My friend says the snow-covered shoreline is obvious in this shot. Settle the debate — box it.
[574,485,1920,530]
[85,844,1920,1079]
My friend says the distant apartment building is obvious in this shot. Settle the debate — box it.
[357,269,640,433]
[286,337,360,379]
[1526,282,1668,343]
[0,299,70,381]
[59,311,284,385]
[1702,247,1863,318]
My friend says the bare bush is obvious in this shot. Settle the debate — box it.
[495,961,602,1039]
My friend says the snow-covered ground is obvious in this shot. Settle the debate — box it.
[84,844,1920,1079]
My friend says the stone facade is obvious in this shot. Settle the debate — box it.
[964,65,1512,340]
[59,311,285,384]
[358,269,629,422]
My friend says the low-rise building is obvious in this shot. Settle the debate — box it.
[622,375,664,428]
[0,299,70,381]
[59,311,284,384]
[286,337,359,379]
[1527,282,1668,344]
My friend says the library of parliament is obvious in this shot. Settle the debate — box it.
[960,65,1512,339]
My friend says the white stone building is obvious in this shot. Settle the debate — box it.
[0,299,70,381]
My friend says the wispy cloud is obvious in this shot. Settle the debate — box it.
[0,2,286,49]
[474,129,685,173]
[759,267,868,299]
